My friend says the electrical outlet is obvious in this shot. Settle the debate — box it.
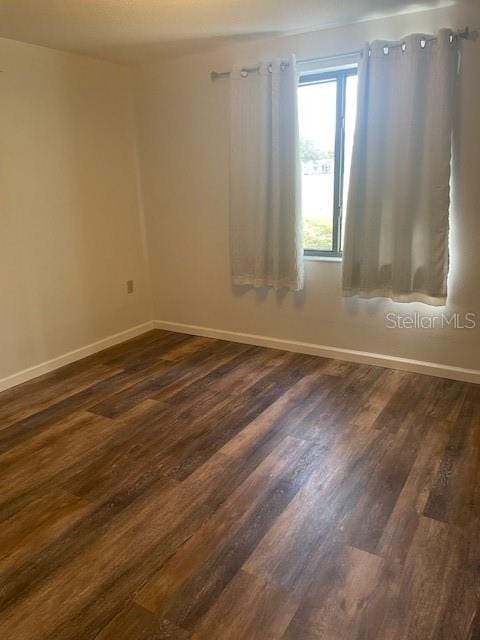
[126,280,134,294]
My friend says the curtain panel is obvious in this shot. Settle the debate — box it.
[229,55,304,291]
[342,29,459,306]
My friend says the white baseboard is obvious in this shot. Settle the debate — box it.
[154,320,480,384]
[0,321,155,393]
[2,317,477,393]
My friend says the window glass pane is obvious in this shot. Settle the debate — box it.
[341,74,358,250]
[298,80,337,252]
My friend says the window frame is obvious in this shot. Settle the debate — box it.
[298,66,357,258]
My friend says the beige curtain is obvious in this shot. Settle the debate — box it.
[229,55,304,291]
[343,29,459,306]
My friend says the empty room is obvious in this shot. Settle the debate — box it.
[1,0,479,638]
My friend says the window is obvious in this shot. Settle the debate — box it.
[298,67,358,257]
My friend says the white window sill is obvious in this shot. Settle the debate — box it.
[304,255,342,263]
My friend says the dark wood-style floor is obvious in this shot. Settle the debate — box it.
[0,330,479,640]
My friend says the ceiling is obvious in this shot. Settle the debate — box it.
[0,0,460,64]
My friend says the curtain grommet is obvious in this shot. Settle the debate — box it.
[383,46,389,55]
[420,39,427,49]
[401,42,407,52]
[240,69,248,78]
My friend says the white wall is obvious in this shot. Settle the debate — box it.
[0,38,152,380]
[135,4,480,372]
[1,5,478,385]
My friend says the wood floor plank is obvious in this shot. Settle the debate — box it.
[0,400,172,523]
[434,532,480,640]
[0,368,156,455]
[377,417,454,564]
[163,345,290,406]
[219,369,336,460]
[286,364,384,442]
[423,415,480,525]
[281,546,384,640]
[0,441,308,639]
[373,515,463,640]
[0,490,89,573]
[158,439,323,632]
[0,411,120,507]
[93,603,191,640]
[90,340,250,418]
[351,368,407,429]
[0,329,477,640]
[242,419,384,592]
[0,363,117,430]
[0,473,178,615]
[99,330,192,371]
[151,353,324,481]
[343,410,431,554]
[194,570,298,640]
[0,464,208,637]
[372,372,435,432]
[135,435,316,614]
